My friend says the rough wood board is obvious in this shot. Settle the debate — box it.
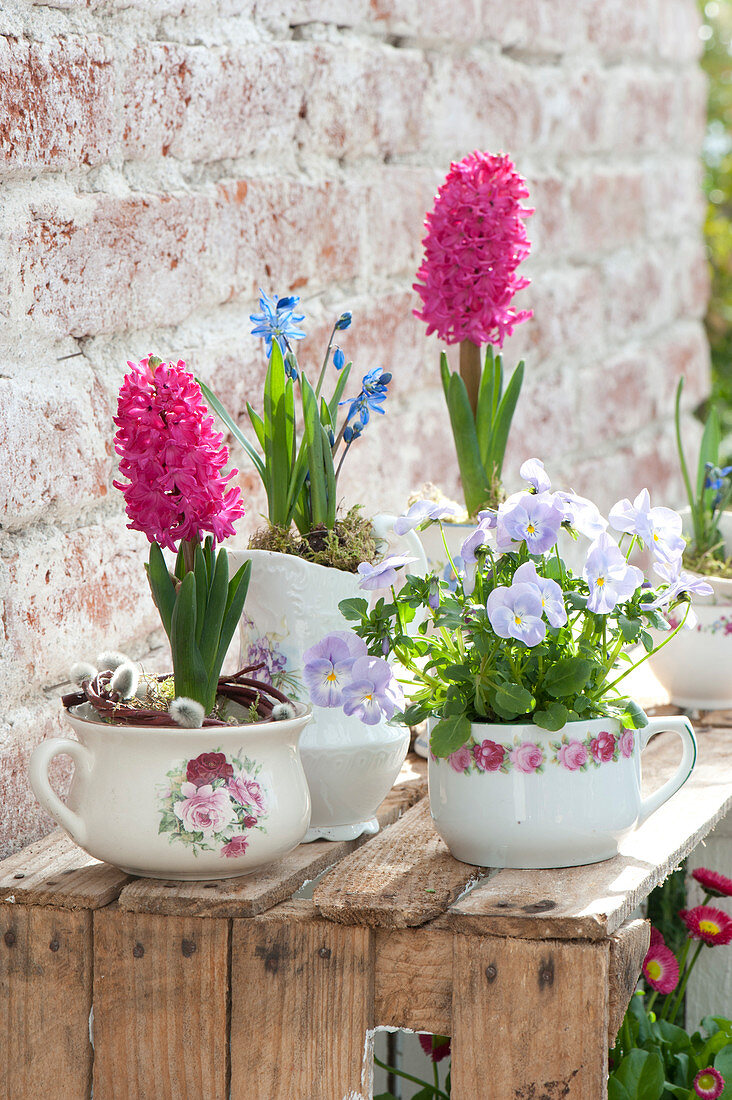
[0,902,92,1099]
[451,933,609,1100]
[374,926,452,1034]
[231,912,374,1100]
[444,725,732,941]
[0,828,130,910]
[92,909,229,1100]
[314,797,484,929]
[117,775,426,918]
[608,919,650,1045]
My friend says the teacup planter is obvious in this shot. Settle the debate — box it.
[429,715,696,868]
[30,695,312,880]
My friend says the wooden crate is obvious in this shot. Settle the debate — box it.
[2,726,732,1100]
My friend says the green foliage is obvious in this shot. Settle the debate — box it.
[675,377,732,566]
[146,539,251,714]
[441,347,524,516]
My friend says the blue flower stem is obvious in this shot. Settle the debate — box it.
[334,440,351,481]
[314,321,339,400]
[601,602,690,697]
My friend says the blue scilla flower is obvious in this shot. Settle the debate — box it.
[284,351,299,381]
[705,462,732,493]
[343,421,363,444]
[250,289,306,358]
[341,368,391,429]
[333,347,345,371]
[335,311,352,331]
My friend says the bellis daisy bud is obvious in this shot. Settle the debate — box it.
[169,697,205,728]
[97,651,129,672]
[110,662,140,700]
[70,661,98,686]
[271,702,296,721]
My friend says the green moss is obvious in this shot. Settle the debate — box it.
[683,546,732,579]
[248,506,379,572]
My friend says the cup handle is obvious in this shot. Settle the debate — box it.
[637,716,697,826]
[29,738,91,847]
[372,513,429,634]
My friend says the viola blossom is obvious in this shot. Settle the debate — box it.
[679,905,732,946]
[113,357,246,551]
[642,942,679,994]
[249,289,306,357]
[496,492,564,556]
[692,867,732,899]
[393,499,460,535]
[461,517,495,596]
[302,632,367,708]
[520,457,552,494]
[341,655,404,724]
[553,491,608,541]
[357,555,416,591]
[641,561,713,630]
[583,533,643,614]
[413,151,533,347]
[487,582,546,646]
[693,1067,726,1100]
[513,561,567,628]
[609,489,685,564]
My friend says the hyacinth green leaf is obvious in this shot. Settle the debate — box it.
[430,713,471,758]
[198,549,229,672]
[146,542,176,639]
[197,378,265,481]
[446,372,491,517]
[485,359,525,483]
[492,348,503,421]
[328,362,352,422]
[202,536,215,590]
[246,402,266,452]
[173,544,186,581]
[475,349,496,467]
[193,544,208,645]
[170,571,210,711]
[439,350,451,402]
[301,374,328,525]
[214,559,251,678]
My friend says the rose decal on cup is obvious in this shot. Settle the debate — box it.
[159,749,269,857]
[439,728,636,775]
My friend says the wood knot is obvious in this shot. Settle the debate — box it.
[318,946,331,960]
[181,939,196,958]
[3,930,15,948]
[538,956,555,989]
[522,900,556,914]
[485,964,498,983]
[132,942,145,958]
[49,939,59,952]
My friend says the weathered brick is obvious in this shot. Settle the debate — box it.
[0,36,113,176]
[503,264,605,362]
[482,0,592,55]
[0,706,70,858]
[368,0,483,41]
[644,156,705,239]
[0,363,112,529]
[568,169,644,253]
[587,0,659,59]
[603,68,678,153]
[364,166,440,279]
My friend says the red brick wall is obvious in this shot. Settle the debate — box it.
[0,0,709,854]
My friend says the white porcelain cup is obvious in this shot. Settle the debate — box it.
[429,714,696,868]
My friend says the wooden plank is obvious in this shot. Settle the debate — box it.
[314,797,484,929]
[92,908,229,1100]
[451,933,609,1100]
[117,775,426,918]
[0,828,130,910]
[0,902,92,1098]
[374,926,452,1034]
[443,724,732,941]
[231,907,374,1100]
[608,919,650,1045]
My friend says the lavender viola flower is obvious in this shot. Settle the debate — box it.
[486,582,546,646]
[357,554,417,591]
[302,632,366,708]
[519,457,552,494]
[460,518,494,596]
[249,289,306,358]
[641,561,713,629]
[608,489,684,565]
[496,492,563,556]
[553,491,608,540]
[513,561,567,628]
[583,533,644,614]
[393,499,460,535]
[342,655,404,724]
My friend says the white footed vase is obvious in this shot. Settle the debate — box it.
[29,702,312,880]
[429,714,696,868]
[229,516,427,841]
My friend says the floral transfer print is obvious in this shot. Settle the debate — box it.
[158,749,269,857]
[240,613,303,698]
[668,613,732,636]
[443,729,636,775]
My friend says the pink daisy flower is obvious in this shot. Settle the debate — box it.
[642,943,679,995]
[692,867,732,899]
[649,925,665,948]
[679,905,732,946]
[113,356,245,551]
[418,1034,451,1063]
[413,151,533,348]
[693,1067,725,1099]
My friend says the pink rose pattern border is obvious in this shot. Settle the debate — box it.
[443,728,636,775]
[158,750,269,858]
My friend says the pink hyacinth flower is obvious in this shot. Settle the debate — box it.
[113,356,246,551]
[413,151,533,348]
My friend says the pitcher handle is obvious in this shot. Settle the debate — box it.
[637,716,697,826]
[29,738,91,847]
